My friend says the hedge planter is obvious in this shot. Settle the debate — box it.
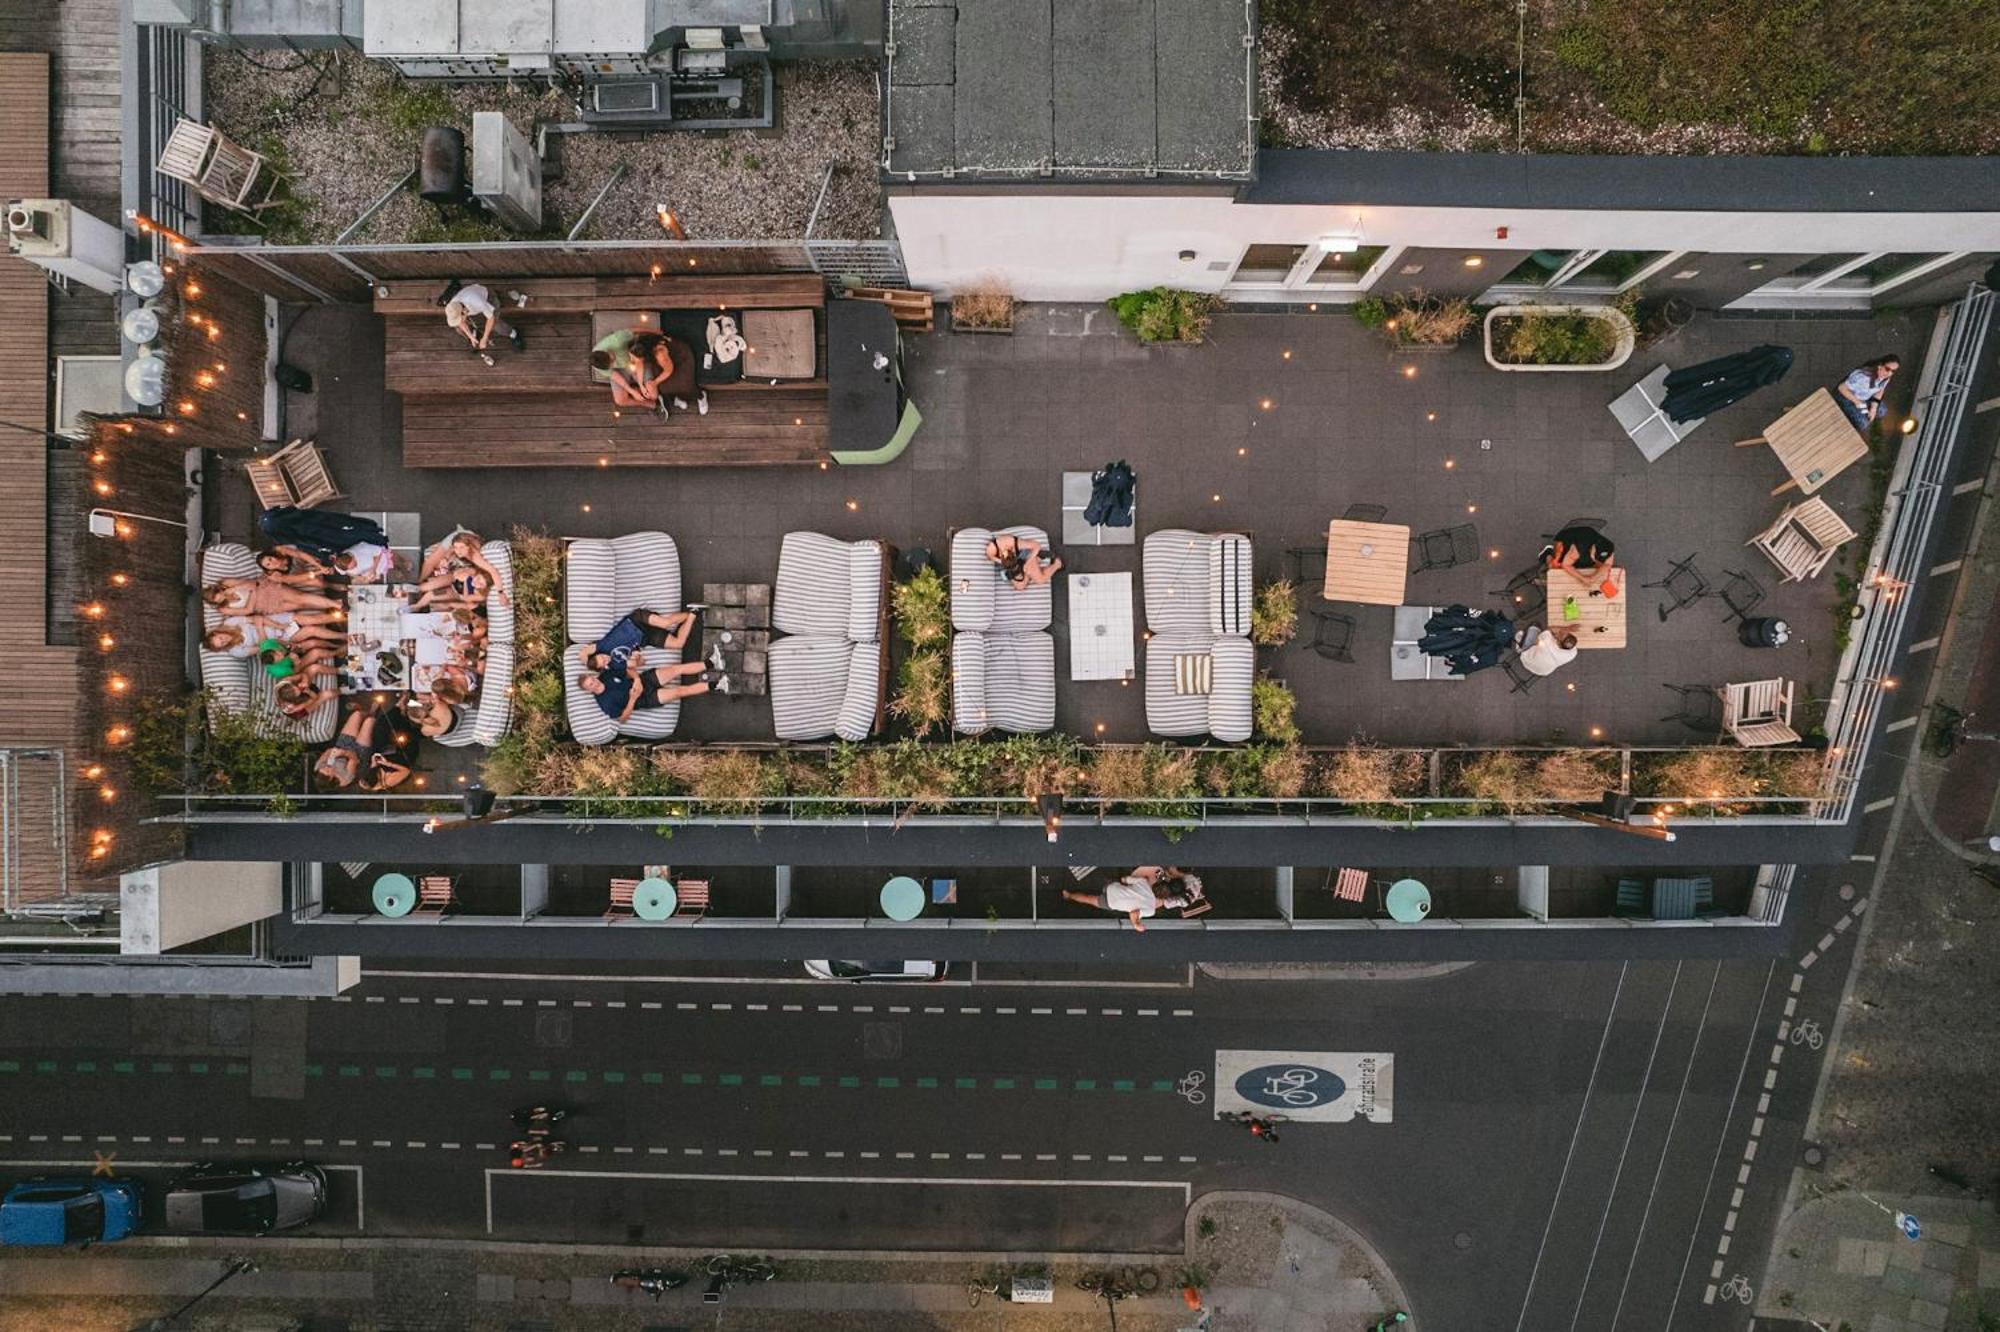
[1483,304,1637,373]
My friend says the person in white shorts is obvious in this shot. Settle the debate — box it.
[443,282,523,355]
[1062,866,1205,933]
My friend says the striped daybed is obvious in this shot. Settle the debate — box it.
[768,531,889,741]
[431,534,516,748]
[948,525,1056,735]
[1142,529,1254,742]
[562,531,685,745]
[196,543,338,742]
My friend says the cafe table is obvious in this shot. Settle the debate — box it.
[372,872,416,918]
[879,875,925,922]
[1323,519,1411,605]
[1385,878,1432,923]
[1735,388,1870,497]
[1545,565,1627,649]
[633,877,678,921]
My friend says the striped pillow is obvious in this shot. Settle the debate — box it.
[1212,536,1250,636]
[1174,653,1213,696]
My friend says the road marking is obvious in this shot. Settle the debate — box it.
[711,1003,732,1012]
[817,1005,838,1013]
[1954,475,1987,492]
[1178,1156,1198,1164]
[1003,1154,1022,1161]
[1723,1210,1737,1232]
[889,1006,910,1014]
[1750,1117,1765,1138]
[782,1004,802,1012]
[1066,1008,1088,1015]
[1764,1068,1778,1089]
[468,998,488,1007]
[1730,1188,1743,1208]
[1101,1009,1123,1017]
[1908,637,1939,654]
[1783,997,1796,1018]
[896,1152,914,1160]
[679,1002,698,1010]
[683,1148,703,1157]
[995,1007,1015,1015]
[1718,1235,1731,1255]
[1036,1154,1057,1162]
[958,1007,981,1015]
[1744,1140,1758,1162]
[434,997,454,1005]
[442,1142,460,1150]
[1884,716,1917,732]
[365,996,385,1004]
[1139,1009,1158,1016]
[852,1006,874,1014]
[1789,974,1804,994]
[572,1000,593,1008]
[1757,1093,1770,1113]
[1850,853,1877,862]
[1032,1008,1052,1015]
[1514,962,1629,1332]
[503,999,522,1007]
[1799,951,1818,969]
[338,1139,357,1147]
[1862,796,1897,814]
[1931,559,1962,577]
[857,1151,877,1160]
[641,1001,662,1010]
[1071,1154,1092,1162]
[1711,1259,1725,1279]
[1143,1155,1162,1162]
[398,995,419,1004]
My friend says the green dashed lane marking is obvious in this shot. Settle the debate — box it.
[796,1075,819,1087]
[682,1073,703,1085]
[488,1069,511,1081]
[1034,1079,1059,1090]
[1073,1079,1096,1091]
[602,1071,626,1084]
[642,1072,663,1085]
[564,1071,588,1083]
[876,1076,900,1088]
[0,1061,18,1073]
[718,1074,743,1087]
[1151,1079,1174,1091]
[35,1061,56,1074]
[112,1062,134,1074]
[225,1064,249,1077]
[452,1068,474,1081]
[916,1077,938,1089]
[759,1075,783,1087]
[954,1077,977,1090]
[305,1064,323,1077]
[337,1065,358,1078]
[73,1061,96,1074]
[837,1076,860,1089]
[188,1063,209,1075]
[413,1067,436,1080]
[151,1062,174,1075]
[527,1070,551,1082]
[373,1066,396,1079]
[1112,1080,1135,1092]
[992,1078,1015,1090]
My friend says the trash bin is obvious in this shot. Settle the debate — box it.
[1738,616,1790,648]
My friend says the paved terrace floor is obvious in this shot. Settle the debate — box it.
[229,300,1928,756]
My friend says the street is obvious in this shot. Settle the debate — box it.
[0,933,1868,1331]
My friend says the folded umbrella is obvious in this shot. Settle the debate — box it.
[1660,345,1794,423]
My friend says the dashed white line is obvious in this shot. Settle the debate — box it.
[167,1136,185,1145]
[95,1135,117,1144]
[782,1004,803,1012]
[1710,1259,1726,1279]
[650,1147,671,1156]
[888,1006,910,1014]
[1107,1154,1128,1163]
[1071,1154,1092,1162]
[1730,1188,1744,1208]
[1789,974,1804,994]
[365,996,385,1004]
[711,1003,733,1012]
[929,1152,950,1161]
[641,1002,662,1010]
[1953,476,1987,494]
[1036,1154,1057,1162]
[1764,1069,1778,1090]
[851,1006,873,1014]
[579,1146,600,1155]
[1718,1235,1732,1255]
[1138,1008,1159,1016]
[398,995,420,1005]
[1770,1044,1786,1065]
[1178,1155,1198,1164]
[1743,1141,1758,1162]
[572,1000,593,1008]
[995,1007,1016,1015]
[1031,1007,1053,1015]
[1723,1210,1737,1232]
[467,998,489,1006]
[1002,1153,1022,1161]
[371,1140,391,1149]
[1757,1094,1770,1114]
[1100,1009,1123,1017]
[790,1151,809,1159]
[503,999,523,1007]
[1173,1009,1195,1018]
[1783,997,1797,1018]
[895,1152,914,1160]
[1066,1008,1088,1016]
[613,1147,634,1155]
[303,1138,323,1147]
[678,1002,699,1011]
[746,1003,768,1012]
[754,1149,772,1158]
[1907,637,1940,654]
[441,1142,460,1150]
[406,1141,427,1150]
[1884,717,1917,733]
[817,1005,839,1013]
[605,1001,625,1009]
[1862,796,1897,814]
[1931,559,1963,577]
[1816,932,1836,952]
[130,1136,150,1145]
[1799,951,1818,969]
[717,1149,738,1158]
[966,1153,986,1161]
[1834,915,1852,933]
[474,1142,495,1152]
[682,1148,703,1157]
[1750,1117,1765,1138]
[858,1151,878,1160]
[958,1007,981,1016]
[1143,1155,1163,1162]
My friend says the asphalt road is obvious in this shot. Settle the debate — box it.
[0,942,1855,1330]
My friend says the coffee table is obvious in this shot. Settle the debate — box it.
[1385,878,1432,923]
[633,877,678,921]
[880,876,925,921]
[372,872,416,917]
[1735,388,1869,497]
[344,583,413,692]
[1066,572,1135,682]
[701,584,771,697]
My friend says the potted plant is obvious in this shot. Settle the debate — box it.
[1483,299,1637,372]
[1107,287,1224,344]
[949,282,1016,335]
[1250,580,1298,647]
[1352,290,1477,351]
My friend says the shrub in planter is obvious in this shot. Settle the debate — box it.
[889,650,952,736]
[891,565,951,650]
[1319,743,1426,803]
[1354,289,1477,349]
[1485,292,1638,370]
[1250,579,1299,647]
[1107,287,1224,344]
[1251,678,1299,743]
[950,282,1016,333]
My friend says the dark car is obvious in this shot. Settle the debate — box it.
[162,1162,327,1235]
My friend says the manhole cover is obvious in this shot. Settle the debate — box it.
[535,1011,573,1047]
[862,1022,902,1059]
[1453,1231,1473,1250]
[1838,882,1857,901]
[1802,1143,1826,1168]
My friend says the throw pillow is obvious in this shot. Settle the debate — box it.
[1173,653,1213,696]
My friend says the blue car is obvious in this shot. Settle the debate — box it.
[0,1177,143,1246]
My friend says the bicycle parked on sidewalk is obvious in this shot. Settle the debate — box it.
[701,1252,778,1303]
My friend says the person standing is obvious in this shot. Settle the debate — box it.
[1836,355,1899,433]
[443,282,524,358]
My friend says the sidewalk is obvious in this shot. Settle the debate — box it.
[1759,1193,2000,1330]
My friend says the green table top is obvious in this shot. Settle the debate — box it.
[633,877,677,921]
[373,873,416,918]
[880,875,925,922]
[1385,878,1431,923]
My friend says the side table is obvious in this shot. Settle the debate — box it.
[701,583,772,697]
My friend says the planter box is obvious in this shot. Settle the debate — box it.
[1483,304,1636,373]
[950,318,1014,336]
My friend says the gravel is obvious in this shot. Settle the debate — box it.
[203,51,882,243]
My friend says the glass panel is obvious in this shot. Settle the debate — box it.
[1838,253,1945,288]
[1230,244,1308,283]
[1497,250,1576,287]
[1306,244,1388,285]
[1563,250,1668,288]
[1781,253,1863,280]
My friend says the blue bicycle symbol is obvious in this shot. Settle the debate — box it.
[1234,1064,1346,1110]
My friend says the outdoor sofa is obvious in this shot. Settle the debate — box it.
[948,526,1056,735]
[196,542,338,743]
[430,534,517,748]
[1142,529,1254,743]
[768,531,888,741]
[563,531,685,745]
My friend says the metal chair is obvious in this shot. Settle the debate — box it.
[1307,609,1357,663]
[1341,504,1388,524]
[1491,561,1545,609]
[1501,652,1540,694]
[1411,523,1479,574]
[1287,545,1328,586]
[1717,568,1766,624]
[1659,683,1722,733]
[604,877,640,922]
[1643,554,1709,621]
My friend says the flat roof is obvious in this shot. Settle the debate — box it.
[885,0,1253,181]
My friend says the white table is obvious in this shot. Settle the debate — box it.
[1067,572,1135,681]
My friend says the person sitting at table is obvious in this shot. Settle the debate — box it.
[577,660,726,724]
[204,608,344,657]
[408,567,492,614]
[1835,354,1900,434]
[314,704,414,791]
[273,673,338,721]
[428,671,475,706]
[583,609,698,679]
[257,546,336,591]
[261,639,340,684]
[1515,625,1579,677]
[985,532,1062,589]
[591,330,707,418]
[402,693,461,740]
[332,540,405,585]
[1060,865,1203,933]
[1543,525,1616,574]
[418,532,508,603]
[205,574,344,618]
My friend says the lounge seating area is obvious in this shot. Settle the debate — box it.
[950,526,1057,735]
[768,531,889,742]
[563,532,687,745]
[1143,530,1254,743]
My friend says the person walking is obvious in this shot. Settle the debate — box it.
[1836,354,1900,433]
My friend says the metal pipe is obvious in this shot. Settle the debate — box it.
[334,168,418,246]
[566,163,629,243]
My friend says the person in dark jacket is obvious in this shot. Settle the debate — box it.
[258,506,388,558]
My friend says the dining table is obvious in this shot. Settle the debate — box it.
[1545,565,1627,649]
[1323,519,1412,606]
[879,875,926,921]
[1735,387,1870,497]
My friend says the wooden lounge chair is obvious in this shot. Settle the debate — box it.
[1748,498,1857,583]
[1721,678,1801,747]
[604,878,640,922]
[155,118,283,213]
[410,875,456,920]
[245,438,341,510]
[1615,878,1646,917]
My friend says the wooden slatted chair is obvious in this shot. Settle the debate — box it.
[244,439,342,510]
[604,878,640,922]
[673,879,710,921]
[1721,678,1801,747]
[1748,498,1857,583]
[156,118,283,213]
[411,876,457,920]
[1331,867,1369,903]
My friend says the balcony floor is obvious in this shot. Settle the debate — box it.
[225,301,1927,757]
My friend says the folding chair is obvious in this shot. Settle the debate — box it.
[1287,545,1328,586]
[156,118,284,213]
[244,439,342,510]
[673,879,711,921]
[604,878,640,922]
[1341,503,1388,523]
[1748,498,1856,583]
[1722,678,1800,747]
[1411,523,1479,574]
[1307,609,1357,663]
[1491,561,1545,609]
[1643,554,1709,622]
[411,875,456,920]
[1502,652,1540,694]
[1717,568,1766,624]
[1330,867,1369,903]
[1659,683,1721,734]
[1614,878,1646,917]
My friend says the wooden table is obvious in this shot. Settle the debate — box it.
[1545,565,1627,649]
[1323,520,1411,605]
[1736,388,1870,496]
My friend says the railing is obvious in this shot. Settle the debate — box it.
[2,749,69,912]
[130,24,201,251]
[1819,284,1996,821]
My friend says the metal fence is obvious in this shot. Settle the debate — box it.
[1819,283,1996,821]
[130,24,201,253]
[1,749,68,912]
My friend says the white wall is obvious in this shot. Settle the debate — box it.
[121,860,281,954]
[888,192,2000,301]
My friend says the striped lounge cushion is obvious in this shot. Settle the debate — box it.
[773,531,857,639]
[1210,535,1252,637]
[1173,652,1213,695]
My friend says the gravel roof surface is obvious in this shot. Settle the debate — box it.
[204,51,881,243]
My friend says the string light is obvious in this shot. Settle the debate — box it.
[97,634,114,650]
[107,675,130,694]
[82,764,103,780]
[109,573,129,587]
[93,480,112,496]
[81,602,105,619]
[106,725,130,745]
[98,785,116,801]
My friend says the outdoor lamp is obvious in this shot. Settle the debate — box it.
[88,508,187,538]
[1038,792,1064,842]
[1316,235,1361,253]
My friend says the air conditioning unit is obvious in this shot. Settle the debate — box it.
[470,112,542,233]
[6,199,126,295]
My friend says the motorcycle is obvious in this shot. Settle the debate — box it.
[508,1138,567,1169]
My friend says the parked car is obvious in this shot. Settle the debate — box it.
[804,960,948,982]
[162,1162,327,1235]
[0,1177,142,1246]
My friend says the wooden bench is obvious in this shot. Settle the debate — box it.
[401,388,828,467]
[371,274,825,317]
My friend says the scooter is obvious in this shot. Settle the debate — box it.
[508,1138,567,1169]
[611,1268,688,1299]
[510,1104,569,1138]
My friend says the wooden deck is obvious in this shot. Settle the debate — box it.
[370,273,826,316]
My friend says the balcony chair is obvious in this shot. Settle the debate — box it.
[1717,568,1767,624]
[1330,867,1370,904]
[673,879,711,921]
[1659,683,1722,734]
[1410,523,1479,574]
[411,876,457,920]
[1721,677,1801,747]
[1749,498,1856,583]
[244,438,342,511]
[605,878,639,922]
[1642,554,1709,622]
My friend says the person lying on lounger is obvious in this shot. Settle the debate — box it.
[257,545,336,590]
[985,532,1062,589]
[205,575,344,618]
[204,610,344,657]
[274,674,339,721]
[577,660,725,725]
[408,567,491,613]
[582,609,698,679]
[418,532,507,601]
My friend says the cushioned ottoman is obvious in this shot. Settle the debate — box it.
[744,308,816,379]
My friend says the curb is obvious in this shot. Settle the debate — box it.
[1186,1189,1415,1324]
[1198,961,1477,982]
[120,1232,1179,1266]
